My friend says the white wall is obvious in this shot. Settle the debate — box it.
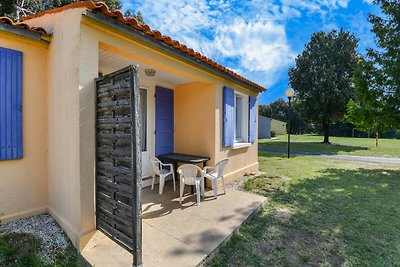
[258,116,271,139]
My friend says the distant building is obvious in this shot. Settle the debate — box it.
[258,116,287,138]
[271,119,287,135]
[258,116,271,138]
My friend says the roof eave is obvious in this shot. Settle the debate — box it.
[85,11,264,93]
[0,23,49,43]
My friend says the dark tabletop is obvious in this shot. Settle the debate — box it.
[158,153,210,164]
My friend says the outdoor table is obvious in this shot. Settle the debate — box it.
[158,153,210,193]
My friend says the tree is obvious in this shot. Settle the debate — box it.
[346,58,392,146]
[1,0,125,21]
[288,29,358,143]
[0,0,16,18]
[369,0,400,103]
[259,98,313,134]
[259,99,287,122]
[124,10,145,25]
[350,0,400,130]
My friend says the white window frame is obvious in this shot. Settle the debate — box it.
[140,87,148,152]
[234,91,249,144]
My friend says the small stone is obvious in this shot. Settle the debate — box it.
[0,214,68,265]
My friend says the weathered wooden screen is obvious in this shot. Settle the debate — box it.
[95,65,142,266]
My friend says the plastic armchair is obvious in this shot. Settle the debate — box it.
[202,159,228,199]
[177,164,204,205]
[151,157,176,194]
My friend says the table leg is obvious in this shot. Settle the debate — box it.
[174,161,179,190]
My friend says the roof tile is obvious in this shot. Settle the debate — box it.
[0,16,48,36]
[22,1,265,92]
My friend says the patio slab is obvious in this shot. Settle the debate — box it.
[82,183,266,267]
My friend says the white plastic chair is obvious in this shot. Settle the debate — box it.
[202,159,228,199]
[177,164,204,205]
[151,157,175,194]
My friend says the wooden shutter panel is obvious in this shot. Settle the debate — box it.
[249,95,257,143]
[223,86,234,147]
[0,47,23,160]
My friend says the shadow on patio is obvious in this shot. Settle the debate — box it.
[82,182,266,267]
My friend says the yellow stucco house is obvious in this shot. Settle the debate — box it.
[271,119,288,135]
[0,1,265,255]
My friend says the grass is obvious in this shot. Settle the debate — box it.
[259,134,400,158]
[0,232,87,267]
[207,151,400,266]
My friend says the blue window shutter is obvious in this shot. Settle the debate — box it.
[0,47,23,160]
[155,86,174,156]
[223,86,234,147]
[249,95,257,143]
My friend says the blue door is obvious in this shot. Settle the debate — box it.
[155,86,174,156]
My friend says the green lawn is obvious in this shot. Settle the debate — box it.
[207,151,400,267]
[259,134,400,158]
[0,232,86,267]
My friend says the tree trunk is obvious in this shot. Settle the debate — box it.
[375,131,379,147]
[323,123,330,144]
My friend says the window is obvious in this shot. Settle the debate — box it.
[234,92,249,143]
[223,86,257,147]
[235,94,242,140]
[140,88,147,152]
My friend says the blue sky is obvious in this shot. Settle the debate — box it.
[120,0,380,105]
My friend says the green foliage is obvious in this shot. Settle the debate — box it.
[1,0,123,21]
[1,0,146,26]
[289,29,358,143]
[124,9,145,25]
[349,0,400,133]
[0,0,16,18]
[208,152,400,266]
[260,134,400,157]
[0,232,85,267]
[0,232,41,266]
[259,98,313,134]
[346,58,391,134]
[259,98,287,121]
[369,0,400,103]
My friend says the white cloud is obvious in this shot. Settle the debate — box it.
[122,0,298,88]
[362,0,374,4]
[123,0,219,35]
[120,0,362,91]
[213,20,295,73]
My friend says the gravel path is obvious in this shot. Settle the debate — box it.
[0,214,68,264]
[259,147,400,164]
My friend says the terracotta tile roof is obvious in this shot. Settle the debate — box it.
[0,16,48,36]
[23,1,266,92]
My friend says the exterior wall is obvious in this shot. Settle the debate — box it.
[258,116,271,139]
[215,81,259,183]
[75,20,217,249]
[23,9,260,249]
[271,119,287,135]
[24,8,85,248]
[0,32,48,223]
[174,82,215,160]
[78,24,98,249]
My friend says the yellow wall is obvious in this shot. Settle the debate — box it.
[22,8,260,250]
[174,82,215,160]
[271,119,287,135]
[0,32,49,223]
[25,8,85,248]
[78,24,98,249]
[214,81,259,182]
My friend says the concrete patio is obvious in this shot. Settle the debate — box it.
[82,182,266,267]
